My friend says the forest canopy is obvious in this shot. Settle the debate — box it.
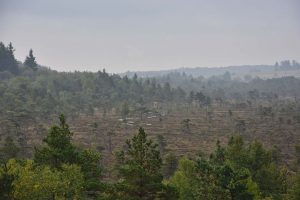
[1,42,300,200]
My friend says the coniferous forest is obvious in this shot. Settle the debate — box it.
[1,40,300,200]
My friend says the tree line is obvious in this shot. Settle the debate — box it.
[0,42,37,75]
[1,42,300,123]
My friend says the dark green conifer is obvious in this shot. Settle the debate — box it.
[24,49,38,71]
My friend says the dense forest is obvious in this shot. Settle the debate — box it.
[1,42,300,199]
[1,42,299,120]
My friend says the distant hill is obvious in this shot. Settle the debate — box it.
[122,61,300,79]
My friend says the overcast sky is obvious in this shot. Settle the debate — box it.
[0,0,299,73]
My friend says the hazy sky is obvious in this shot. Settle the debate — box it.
[0,0,299,73]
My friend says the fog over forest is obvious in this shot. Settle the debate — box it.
[1,0,300,199]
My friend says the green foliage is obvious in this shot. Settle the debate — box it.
[34,114,104,198]
[34,114,79,168]
[7,159,84,200]
[0,42,19,75]
[171,136,287,200]
[254,164,287,200]
[215,165,259,200]
[171,157,230,200]
[0,137,20,199]
[287,171,300,200]
[163,153,178,179]
[1,45,300,124]
[225,135,248,168]
[0,116,296,200]
[0,110,297,200]
[170,157,199,200]
[0,164,14,200]
[113,127,171,199]
[0,136,19,164]
[0,66,191,121]
[78,149,103,194]
[156,134,167,154]
[1,43,300,199]
[225,137,286,199]
[24,49,38,71]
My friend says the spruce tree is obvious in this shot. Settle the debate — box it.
[115,127,165,200]
[0,42,18,74]
[24,49,38,71]
[34,114,78,168]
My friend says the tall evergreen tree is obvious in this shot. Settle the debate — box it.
[24,49,38,71]
[0,42,18,74]
[7,43,18,74]
[34,114,78,168]
[34,114,104,198]
[114,127,168,200]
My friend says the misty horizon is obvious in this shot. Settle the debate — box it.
[1,0,299,73]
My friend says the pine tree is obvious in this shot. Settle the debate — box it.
[7,43,19,74]
[114,127,165,200]
[34,114,104,198]
[34,114,78,168]
[0,42,19,74]
[24,49,38,71]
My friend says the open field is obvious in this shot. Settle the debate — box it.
[3,101,299,169]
